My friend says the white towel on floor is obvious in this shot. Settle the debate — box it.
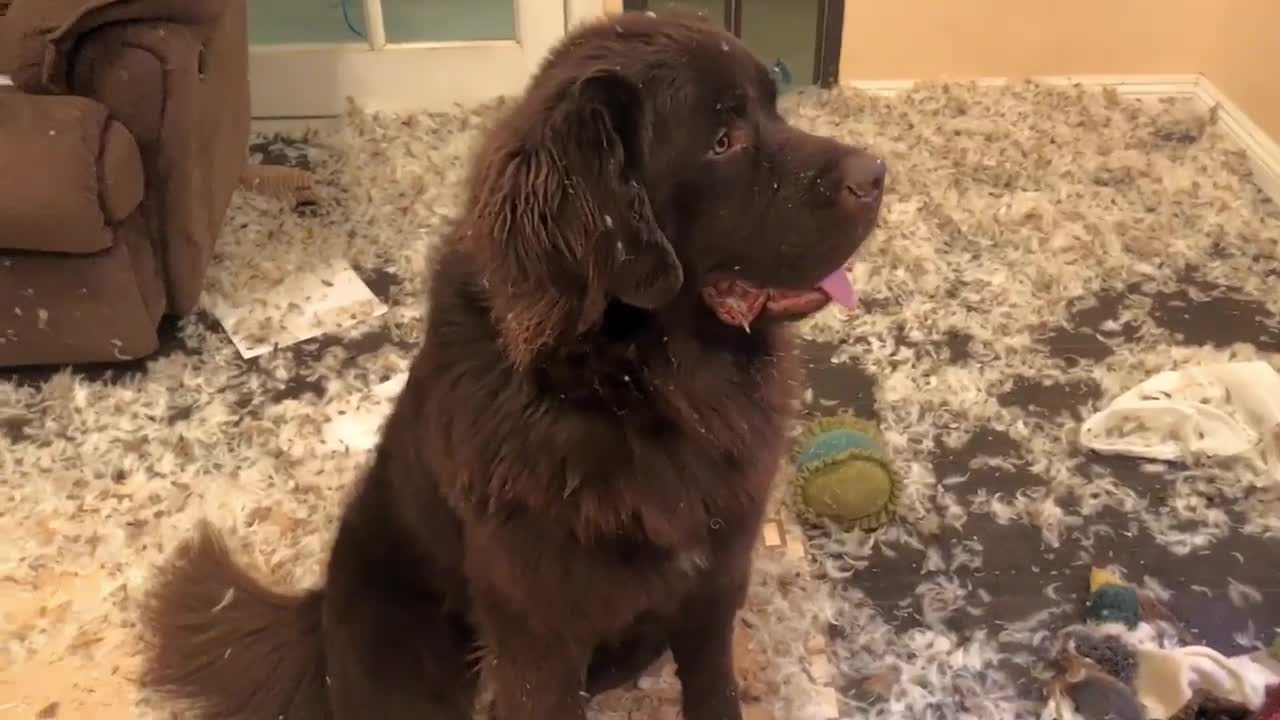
[1079,361,1280,484]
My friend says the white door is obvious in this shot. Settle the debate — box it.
[249,0,607,118]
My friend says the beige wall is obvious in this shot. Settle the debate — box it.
[839,1,1279,142]
[1200,1,1280,143]
[599,2,1278,142]
[839,1,1209,80]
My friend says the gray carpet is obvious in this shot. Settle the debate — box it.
[2,82,1279,718]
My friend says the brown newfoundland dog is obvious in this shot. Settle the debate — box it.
[141,11,884,720]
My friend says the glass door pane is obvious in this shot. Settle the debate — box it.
[625,1,827,87]
[249,0,368,45]
[649,0,724,28]
[249,1,521,46]
[384,0,517,43]
[248,0,567,116]
[741,0,820,86]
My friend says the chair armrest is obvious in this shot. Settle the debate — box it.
[66,0,249,314]
[0,0,227,92]
[0,91,144,254]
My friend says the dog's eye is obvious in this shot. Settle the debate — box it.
[710,129,732,156]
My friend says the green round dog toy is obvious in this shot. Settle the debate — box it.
[789,414,900,531]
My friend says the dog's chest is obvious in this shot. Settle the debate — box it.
[612,350,795,539]
[673,546,711,575]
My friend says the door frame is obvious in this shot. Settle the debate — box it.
[249,0,606,119]
[620,0,845,87]
[567,0,612,27]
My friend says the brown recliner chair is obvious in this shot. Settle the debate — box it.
[0,0,249,367]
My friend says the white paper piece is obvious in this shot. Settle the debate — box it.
[322,372,409,452]
[761,521,783,547]
[373,372,408,400]
[0,74,12,86]
[206,260,388,359]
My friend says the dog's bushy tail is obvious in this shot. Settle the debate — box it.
[141,522,331,719]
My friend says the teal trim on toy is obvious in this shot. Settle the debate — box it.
[788,414,901,531]
[1086,585,1142,629]
[795,428,882,468]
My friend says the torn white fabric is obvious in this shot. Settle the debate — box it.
[1133,645,1279,718]
[1079,361,1280,484]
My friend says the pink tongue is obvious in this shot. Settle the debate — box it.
[817,268,857,310]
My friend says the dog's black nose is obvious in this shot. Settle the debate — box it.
[839,152,886,206]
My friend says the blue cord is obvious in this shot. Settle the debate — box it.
[341,0,366,39]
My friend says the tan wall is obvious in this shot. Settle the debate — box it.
[838,1,1279,142]
[1200,0,1280,143]
[839,1,1208,80]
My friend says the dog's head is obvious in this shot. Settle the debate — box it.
[467,11,884,367]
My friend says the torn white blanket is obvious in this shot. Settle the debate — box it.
[1079,361,1280,484]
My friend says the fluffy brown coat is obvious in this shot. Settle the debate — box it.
[141,11,883,720]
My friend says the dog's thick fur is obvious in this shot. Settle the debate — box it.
[141,11,882,720]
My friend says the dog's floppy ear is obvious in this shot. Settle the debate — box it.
[470,68,683,369]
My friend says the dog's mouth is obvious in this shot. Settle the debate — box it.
[701,266,857,330]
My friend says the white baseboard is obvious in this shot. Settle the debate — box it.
[846,74,1203,99]
[846,74,1280,205]
[250,117,341,136]
[1192,76,1280,205]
